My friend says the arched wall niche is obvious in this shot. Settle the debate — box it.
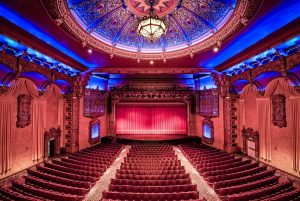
[236,76,300,177]
[53,79,72,94]
[89,119,101,145]
[239,84,261,99]
[232,69,300,96]
[231,79,251,94]
[253,71,282,92]
[0,60,73,95]
[202,118,214,144]
[0,77,65,180]
[263,77,299,98]
[2,78,65,99]
[19,71,51,91]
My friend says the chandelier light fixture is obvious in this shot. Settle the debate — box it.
[137,0,167,42]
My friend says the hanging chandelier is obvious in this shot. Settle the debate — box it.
[137,0,167,41]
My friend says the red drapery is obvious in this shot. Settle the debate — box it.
[115,105,187,135]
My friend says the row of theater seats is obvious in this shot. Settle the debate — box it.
[102,145,203,201]
[179,143,300,201]
[0,143,124,201]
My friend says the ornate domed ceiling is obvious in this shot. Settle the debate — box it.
[43,0,260,60]
[71,0,233,50]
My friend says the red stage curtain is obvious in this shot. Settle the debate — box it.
[116,105,187,135]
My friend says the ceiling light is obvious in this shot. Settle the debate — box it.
[150,60,154,65]
[213,46,219,53]
[137,1,166,42]
[88,49,92,54]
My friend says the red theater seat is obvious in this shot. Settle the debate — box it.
[103,145,200,200]
[0,144,124,201]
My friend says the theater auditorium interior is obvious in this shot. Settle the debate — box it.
[0,0,300,200]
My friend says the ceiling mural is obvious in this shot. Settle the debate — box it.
[125,0,177,17]
[71,0,233,50]
[42,0,261,60]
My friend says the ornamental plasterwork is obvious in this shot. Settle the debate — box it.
[109,85,193,102]
[42,0,261,60]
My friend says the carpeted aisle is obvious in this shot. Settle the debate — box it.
[84,145,130,201]
[173,146,220,201]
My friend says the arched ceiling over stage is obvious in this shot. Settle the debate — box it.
[0,0,299,74]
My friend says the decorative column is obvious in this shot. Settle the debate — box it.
[64,74,90,153]
[212,73,239,153]
[64,95,80,153]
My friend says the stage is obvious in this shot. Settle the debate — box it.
[116,134,191,141]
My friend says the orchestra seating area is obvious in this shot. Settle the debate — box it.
[0,144,124,201]
[1,142,300,201]
[102,145,202,201]
[179,143,300,201]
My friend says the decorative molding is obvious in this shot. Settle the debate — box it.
[271,94,287,128]
[16,94,32,128]
[202,118,214,144]
[64,95,80,153]
[84,89,106,118]
[0,51,17,71]
[223,94,239,153]
[211,72,231,97]
[242,127,259,159]
[109,85,193,102]
[73,73,91,97]
[286,51,300,70]
[42,0,261,60]
[0,51,74,87]
[294,86,300,93]
[199,88,219,117]
[227,50,300,94]
[89,118,101,145]
[0,86,9,94]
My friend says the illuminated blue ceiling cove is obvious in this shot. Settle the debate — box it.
[87,75,108,90]
[70,0,235,52]
[0,34,80,76]
[253,71,281,90]
[0,4,96,68]
[223,35,300,76]
[202,0,300,68]
[198,75,217,90]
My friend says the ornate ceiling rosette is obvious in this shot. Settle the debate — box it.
[42,0,261,61]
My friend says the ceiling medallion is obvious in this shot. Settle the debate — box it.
[137,0,167,42]
[43,0,261,60]
[126,0,177,17]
